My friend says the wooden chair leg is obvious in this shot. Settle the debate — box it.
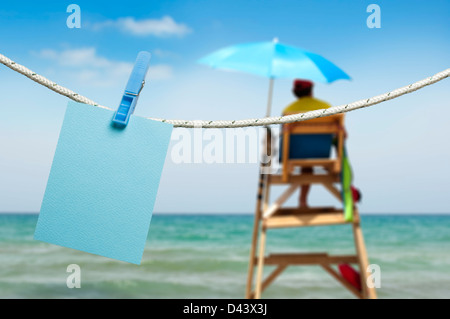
[352,217,377,299]
[245,213,260,299]
[248,128,272,299]
[253,175,270,299]
[254,227,267,299]
[246,172,267,299]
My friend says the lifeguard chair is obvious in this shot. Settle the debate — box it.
[245,114,377,299]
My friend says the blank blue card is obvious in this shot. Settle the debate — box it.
[34,101,173,264]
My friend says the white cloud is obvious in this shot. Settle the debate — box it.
[146,64,173,80]
[151,48,179,59]
[37,48,173,87]
[93,16,192,37]
[39,47,130,69]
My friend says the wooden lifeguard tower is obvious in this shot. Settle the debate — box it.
[245,114,377,299]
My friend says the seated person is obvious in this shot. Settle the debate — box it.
[282,80,331,208]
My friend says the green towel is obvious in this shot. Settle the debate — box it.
[341,147,354,222]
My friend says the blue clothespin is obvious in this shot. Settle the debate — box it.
[112,51,151,127]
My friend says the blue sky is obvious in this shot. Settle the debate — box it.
[0,0,449,213]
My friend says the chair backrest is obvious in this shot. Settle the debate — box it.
[281,114,345,182]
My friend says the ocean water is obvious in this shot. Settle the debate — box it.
[0,213,449,299]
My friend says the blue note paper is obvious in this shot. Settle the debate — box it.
[34,101,173,264]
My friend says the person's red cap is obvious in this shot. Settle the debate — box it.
[293,79,313,90]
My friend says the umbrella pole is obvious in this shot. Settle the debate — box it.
[265,77,274,117]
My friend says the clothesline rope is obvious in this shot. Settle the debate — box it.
[1,53,448,128]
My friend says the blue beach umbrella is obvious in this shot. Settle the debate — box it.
[198,38,350,116]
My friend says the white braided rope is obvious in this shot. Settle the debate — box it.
[1,52,448,128]
[0,53,111,110]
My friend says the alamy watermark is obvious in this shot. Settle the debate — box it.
[66,264,81,288]
[169,125,281,174]
[367,264,381,288]
[66,4,81,29]
[367,4,381,29]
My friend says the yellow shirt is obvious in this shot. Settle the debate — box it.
[282,97,331,115]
